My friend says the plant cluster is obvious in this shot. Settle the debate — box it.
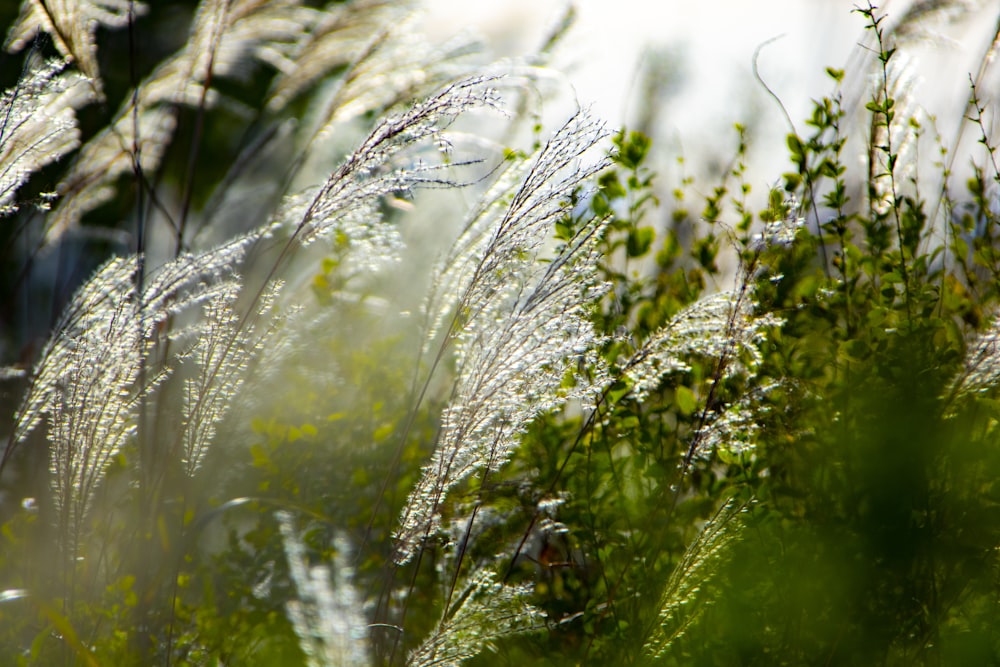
[1,1,1000,666]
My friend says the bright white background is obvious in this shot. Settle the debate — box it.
[422,1,1000,187]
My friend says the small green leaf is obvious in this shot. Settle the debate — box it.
[787,134,804,159]
[599,170,626,199]
[627,227,654,257]
[676,386,697,416]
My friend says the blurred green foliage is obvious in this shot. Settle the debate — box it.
[3,2,1000,666]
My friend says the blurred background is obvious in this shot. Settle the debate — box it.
[424,0,1000,193]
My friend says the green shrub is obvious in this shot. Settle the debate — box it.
[1,2,1000,666]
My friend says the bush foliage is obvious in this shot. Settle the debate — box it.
[2,1,1000,665]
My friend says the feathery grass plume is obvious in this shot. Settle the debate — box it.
[177,279,283,476]
[946,314,1000,401]
[266,0,468,119]
[4,0,147,95]
[0,57,95,216]
[407,570,545,667]
[5,231,257,547]
[277,511,371,667]
[623,288,781,402]
[283,75,504,250]
[421,108,609,355]
[435,504,508,583]
[137,0,315,110]
[267,0,405,111]
[8,256,138,450]
[891,0,976,45]
[43,0,317,244]
[643,497,749,660]
[39,257,144,554]
[689,380,782,461]
[272,185,404,281]
[43,105,175,243]
[139,231,259,318]
[394,109,610,564]
[194,0,319,82]
[419,149,536,355]
[307,14,480,135]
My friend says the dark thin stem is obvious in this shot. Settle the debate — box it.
[503,388,609,584]
[174,2,227,258]
[753,36,830,276]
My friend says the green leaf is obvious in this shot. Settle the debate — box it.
[626,227,654,257]
[675,386,697,416]
[599,170,626,200]
[787,134,805,159]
